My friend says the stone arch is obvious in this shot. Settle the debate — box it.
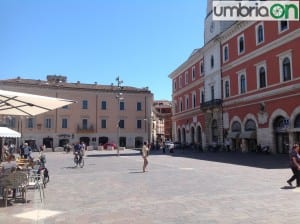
[229,116,242,131]
[242,113,258,130]
[270,109,289,154]
[290,106,300,128]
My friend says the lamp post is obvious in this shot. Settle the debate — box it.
[115,76,124,156]
[144,116,153,145]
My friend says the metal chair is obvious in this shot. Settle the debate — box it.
[0,171,28,206]
[27,169,45,202]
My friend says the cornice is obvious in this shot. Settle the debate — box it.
[220,21,255,43]
[168,48,203,79]
[223,81,300,108]
[172,107,203,121]
[0,79,152,95]
[172,78,205,99]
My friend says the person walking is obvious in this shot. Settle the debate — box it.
[287,143,300,187]
[142,141,149,172]
[23,143,32,159]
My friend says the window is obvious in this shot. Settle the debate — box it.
[231,121,241,132]
[279,51,292,82]
[224,80,230,98]
[238,70,247,94]
[211,86,215,100]
[179,76,182,88]
[223,45,229,62]
[185,95,189,110]
[185,71,189,84]
[279,21,288,32]
[180,98,183,112]
[259,67,266,88]
[137,102,142,111]
[120,101,125,110]
[192,66,196,80]
[101,119,106,129]
[45,118,52,129]
[200,61,204,76]
[245,119,256,131]
[256,23,264,44]
[192,92,196,108]
[240,75,246,94]
[201,90,205,104]
[82,100,88,109]
[62,118,68,129]
[137,120,142,129]
[282,57,291,81]
[238,34,245,54]
[82,119,88,130]
[5,117,16,128]
[210,55,214,69]
[119,119,124,129]
[101,101,107,110]
[173,80,177,91]
[62,105,69,109]
[27,118,34,129]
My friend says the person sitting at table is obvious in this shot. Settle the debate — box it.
[1,154,17,174]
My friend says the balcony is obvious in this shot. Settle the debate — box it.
[200,99,222,110]
[77,125,94,133]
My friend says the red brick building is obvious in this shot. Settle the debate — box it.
[169,1,300,153]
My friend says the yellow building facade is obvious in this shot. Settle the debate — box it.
[0,76,153,150]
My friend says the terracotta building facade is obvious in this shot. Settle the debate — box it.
[169,0,300,153]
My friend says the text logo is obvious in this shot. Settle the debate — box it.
[212,1,299,21]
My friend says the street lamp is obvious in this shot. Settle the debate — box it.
[115,76,124,156]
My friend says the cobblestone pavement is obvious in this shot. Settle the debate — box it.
[0,149,299,224]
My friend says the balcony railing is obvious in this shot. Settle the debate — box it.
[77,125,94,133]
[200,99,222,110]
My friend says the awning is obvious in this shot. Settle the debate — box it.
[227,132,240,138]
[240,131,256,139]
[0,89,76,116]
[0,127,21,138]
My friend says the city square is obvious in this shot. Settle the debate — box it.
[0,149,299,224]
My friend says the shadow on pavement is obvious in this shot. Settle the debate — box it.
[87,152,141,158]
[150,149,289,169]
[281,186,296,190]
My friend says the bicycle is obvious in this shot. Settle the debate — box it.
[74,151,84,168]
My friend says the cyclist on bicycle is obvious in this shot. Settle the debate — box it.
[73,142,83,162]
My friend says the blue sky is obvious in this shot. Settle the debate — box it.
[0,0,206,100]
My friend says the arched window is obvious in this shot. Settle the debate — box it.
[231,121,241,132]
[245,119,256,131]
[283,57,291,81]
[259,67,266,88]
[211,55,214,68]
[192,93,196,108]
[211,86,214,100]
[240,75,246,94]
[294,115,300,128]
[238,36,245,53]
[223,45,229,62]
[257,25,264,43]
[225,80,230,98]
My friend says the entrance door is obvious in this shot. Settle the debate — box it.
[276,133,289,154]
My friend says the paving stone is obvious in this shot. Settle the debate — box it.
[0,149,297,223]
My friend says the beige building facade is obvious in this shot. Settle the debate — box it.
[0,76,153,150]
